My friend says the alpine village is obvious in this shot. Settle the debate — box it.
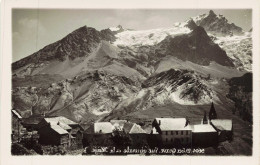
[12,102,233,155]
[11,10,252,156]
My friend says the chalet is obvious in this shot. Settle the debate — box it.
[83,122,114,147]
[191,124,218,147]
[123,122,147,147]
[152,118,192,146]
[210,119,233,142]
[38,123,70,147]
[37,116,83,148]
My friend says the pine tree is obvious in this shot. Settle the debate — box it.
[209,102,217,120]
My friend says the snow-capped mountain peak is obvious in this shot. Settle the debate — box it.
[192,10,243,36]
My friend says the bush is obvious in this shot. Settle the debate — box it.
[11,143,33,155]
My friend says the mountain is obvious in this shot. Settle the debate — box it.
[12,26,116,77]
[190,10,252,71]
[156,26,234,66]
[192,10,243,36]
[12,10,251,126]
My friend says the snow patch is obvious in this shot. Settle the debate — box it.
[213,32,252,71]
[113,23,191,47]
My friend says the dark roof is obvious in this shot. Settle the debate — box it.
[22,116,44,125]
[123,123,135,133]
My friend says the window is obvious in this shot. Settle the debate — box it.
[171,131,173,135]
[186,138,189,143]
[181,131,183,135]
[186,131,188,135]
[166,131,168,135]
[176,131,178,135]
[166,138,168,142]
[171,138,173,142]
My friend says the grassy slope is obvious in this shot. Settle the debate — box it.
[155,57,246,79]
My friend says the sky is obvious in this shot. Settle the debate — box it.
[12,9,252,62]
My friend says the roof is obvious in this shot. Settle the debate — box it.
[129,124,146,134]
[110,120,127,130]
[50,125,69,135]
[211,119,232,131]
[155,118,192,131]
[122,122,134,133]
[12,110,22,119]
[57,122,71,130]
[192,124,217,133]
[22,116,44,125]
[94,122,113,134]
[44,116,77,126]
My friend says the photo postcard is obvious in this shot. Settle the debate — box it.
[0,0,260,165]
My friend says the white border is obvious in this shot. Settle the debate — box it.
[1,0,260,165]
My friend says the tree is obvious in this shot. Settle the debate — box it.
[111,128,131,149]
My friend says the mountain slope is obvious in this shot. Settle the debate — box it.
[12,26,116,77]
[156,26,234,66]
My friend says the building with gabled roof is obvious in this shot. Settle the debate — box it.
[210,119,233,142]
[40,116,77,126]
[38,123,70,147]
[211,119,232,131]
[37,116,82,148]
[94,122,113,134]
[191,123,218,147]
[152,118,192,146]
[123,123,146,134]
[50,124,69,135]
